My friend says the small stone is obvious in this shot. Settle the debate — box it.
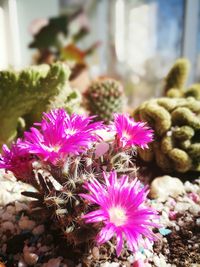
[23,252,38,266]
[15,202,29,212]
[18,217,36,231]
[39,245,49,253]
[150,176,185,201]
[175,202,190,212]
[1,211,14,221]
[101,263,120,267]
[159,228,172,236]
[1,221,15,232]
[189,204,200,215]
[196,218,200,226]
[18,260,27,267]
[127,255,135,263]
[33,225,45,235]
[92,246,99,260]
[6,205,16,214]
[43,257,62,267]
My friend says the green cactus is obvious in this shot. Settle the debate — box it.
[133,59,200,173]
[185,84,200,100]
[164,58,190,94]
[0,63,80,147]
[84,78,124,123]
[134,95,200,173]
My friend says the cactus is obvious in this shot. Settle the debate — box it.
[164,58,190,94]
[0,63,80,147]
[133,59,200,173]
[0,111,156,257]
[84,78,124,123]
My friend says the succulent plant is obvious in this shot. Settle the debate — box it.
[0,111,157,258]
[134,58,200,173]
[84,78,124,123]
[0,63,80,147]
[164,58,190,95]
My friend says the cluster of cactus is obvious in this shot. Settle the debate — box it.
[24,149,138,246]
[0,110,155,259]
[84,78,124,123]
[0,63,80,147]
[134,58,200,173]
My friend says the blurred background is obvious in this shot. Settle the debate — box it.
[0,0,199,107]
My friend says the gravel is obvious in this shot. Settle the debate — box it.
[0,170,199,267]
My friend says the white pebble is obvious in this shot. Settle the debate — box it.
[150,175,184,201]
[189,204,200,215]
[101,263,120,267]
[18,260,27,267]
[196,218,200,226]
[127,255,135,263]
[175,203,190,212]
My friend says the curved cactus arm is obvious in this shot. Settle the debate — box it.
[164,58,190,94]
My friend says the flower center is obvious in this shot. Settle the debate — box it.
[109,206,127,226]
[46,145,60,152]
[122,131,131,140]
[65,128,77,135]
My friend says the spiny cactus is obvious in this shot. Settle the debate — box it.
[84,78,124,123]
[133,59,200,174]
[0,110,156,258]
[0,63,80,147]
[164,58,190,95]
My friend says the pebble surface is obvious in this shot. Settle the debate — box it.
[0,170,199,266]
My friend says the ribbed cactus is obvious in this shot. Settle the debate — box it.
[0,63,80,147]
[84,78,124,123]
[164,58,190,95]
[134,59,200,174]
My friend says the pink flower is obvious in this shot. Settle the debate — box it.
[113,114,153,149]
[22,109,103,165]
[80,171,158,256]
[0,139,34,181]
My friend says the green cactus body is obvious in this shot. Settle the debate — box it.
[161,135,174,154]
[84,78,124,123]
[138,144,154,162]
[171,107,200,129]
[153,142,173,172]
[168,148,192,172]
[166,88,184,98]
[187,144,200,160]
[164,58,190,94]
[185,84,200,100]
[139,102,171,136]
[0,63,80,146]
[134,94,200,173]
[173,126,194,141]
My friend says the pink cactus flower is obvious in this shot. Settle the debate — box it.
[0,139,33,181]
[80,171,158,256]
[23,109,103,165]
[113,114,153,149]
